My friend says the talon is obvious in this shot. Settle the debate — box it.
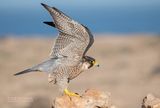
[75,93,79,95]
[64,89,80,97]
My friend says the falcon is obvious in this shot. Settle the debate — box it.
[14,3,99,97]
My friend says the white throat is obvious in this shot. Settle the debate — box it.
[81,63,90,70]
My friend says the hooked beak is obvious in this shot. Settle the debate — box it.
[94,61,100,67]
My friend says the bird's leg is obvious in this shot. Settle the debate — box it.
[64,88,80,97]
[57,77,80,97]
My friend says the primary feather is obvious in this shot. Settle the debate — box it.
[41,3,94,61]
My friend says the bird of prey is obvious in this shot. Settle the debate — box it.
[14,3,99,97]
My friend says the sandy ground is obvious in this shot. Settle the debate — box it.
[0,35,160,108]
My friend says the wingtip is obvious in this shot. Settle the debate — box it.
[43,21,48,24]
[41,3,51,9]
[43,21,56,28]
[41,3,54,13]
[41,3,46,7]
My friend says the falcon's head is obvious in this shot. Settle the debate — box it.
[82,56,99,70]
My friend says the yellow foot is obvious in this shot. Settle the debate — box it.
[64,89,80,97]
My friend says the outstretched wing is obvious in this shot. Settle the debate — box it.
[41,3,94,62]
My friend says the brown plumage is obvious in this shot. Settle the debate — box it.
[14,3,99,96]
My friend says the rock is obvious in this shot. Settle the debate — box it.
[52,89,115,108]
[142,94,160,108]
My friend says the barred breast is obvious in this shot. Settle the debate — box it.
[68,65,83,80]
[50,62,84,82]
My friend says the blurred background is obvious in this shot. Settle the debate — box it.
[0,0,160,35]
[0,0,160,108]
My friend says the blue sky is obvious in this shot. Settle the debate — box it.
[0,0,160,36]
[1,0,160,9]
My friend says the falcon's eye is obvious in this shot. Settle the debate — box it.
[91,60,95,64]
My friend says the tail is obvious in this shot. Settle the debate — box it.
[14,69,38,76]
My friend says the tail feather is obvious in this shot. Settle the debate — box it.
[14,69,38,76]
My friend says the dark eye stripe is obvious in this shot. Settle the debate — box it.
[84,56,95,61]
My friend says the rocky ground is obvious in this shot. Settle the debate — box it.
[0,34,160,108]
